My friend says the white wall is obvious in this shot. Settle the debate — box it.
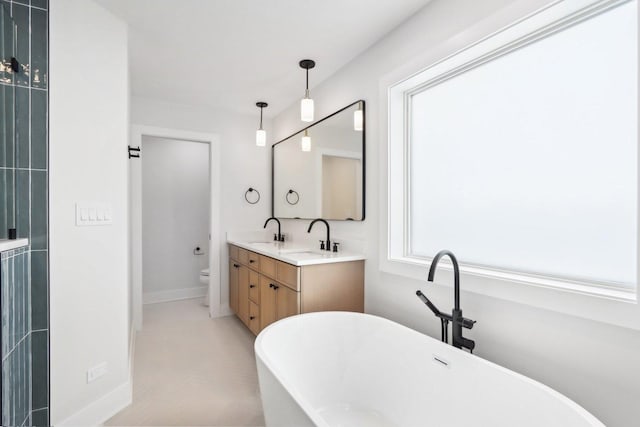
[131,97,271,309]
[271,0,640,426]
[141,136,209,302]
[50,0,130,424]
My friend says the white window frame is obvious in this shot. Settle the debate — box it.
[379,0,640,330]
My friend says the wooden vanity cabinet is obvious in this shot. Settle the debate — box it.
[238,248,259,267]
[248,270,260,304]
[229,243,363,336]
[248,301,260,335]
[237,265,250,325]
[259,255,276,278]
[229,259,239,314]
[259,275,300,330]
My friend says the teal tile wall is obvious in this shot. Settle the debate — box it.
[0,0,48,425]
[1,248,31,427]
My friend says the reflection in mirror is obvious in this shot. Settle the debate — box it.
[273,100,365,221]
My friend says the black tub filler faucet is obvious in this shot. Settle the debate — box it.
[416,250,476,352]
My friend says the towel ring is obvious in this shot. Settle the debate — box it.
[245,188,260,204]
[286,189,300,205]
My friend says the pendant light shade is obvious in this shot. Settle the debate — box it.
[301,94,314,123]
[255,102,268,147]
[299,59,316,122]
[256,129,266,146]
[301,129,311,152]
[354,102,363,131]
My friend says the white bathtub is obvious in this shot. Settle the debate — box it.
[255,311,604,427]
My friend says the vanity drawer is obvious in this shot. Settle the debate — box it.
[229,245,239,261]
[248,251,260,268]
[276,260,300,291]
[249,270,260,304]
[238,248,250,265]
[260,255,277,279]
[248,300,260,335]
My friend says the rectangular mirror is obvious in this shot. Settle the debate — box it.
[272,100,365,221]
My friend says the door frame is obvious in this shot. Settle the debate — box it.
[130,125,222,330]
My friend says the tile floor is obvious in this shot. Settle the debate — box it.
[105,298,265,426]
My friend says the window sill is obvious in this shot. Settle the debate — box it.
[379,255,640,331]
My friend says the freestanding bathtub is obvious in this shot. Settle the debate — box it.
[255,311,604,427]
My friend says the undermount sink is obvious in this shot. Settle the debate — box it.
[280,250,330,258]
[277,248,319,254]
[243,242,333,259]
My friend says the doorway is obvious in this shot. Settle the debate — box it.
[130,126,222,331]
[141,136,209,306]
[321,155,361,219]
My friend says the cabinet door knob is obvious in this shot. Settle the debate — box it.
[233,263,239,268]
[249,284,255,288]
[250,316,255,320]
[249,259,255,264]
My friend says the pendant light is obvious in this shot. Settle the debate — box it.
[354,101,363,131]
[255,101,268,147]
[301,129,311,152]
[299,59,315,122]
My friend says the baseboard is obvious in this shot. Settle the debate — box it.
[143,286,207,305]
[56,313,138,426]
[220,303,233,317]
[128,321,136,385]
[56,380,132,427]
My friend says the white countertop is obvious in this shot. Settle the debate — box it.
[0,238,29,253]
[227,238,366,266]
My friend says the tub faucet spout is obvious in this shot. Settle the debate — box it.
[418,250,476,352]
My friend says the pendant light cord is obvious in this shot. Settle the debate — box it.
[259,106,263,129]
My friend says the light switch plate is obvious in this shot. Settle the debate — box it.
[76,203,113,226]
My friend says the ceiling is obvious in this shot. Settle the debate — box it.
[95,0,431,117]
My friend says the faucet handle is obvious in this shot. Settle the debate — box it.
[319,240,325,250]
[332,242,340,253]
[279,234,285,242]
[273,233,278,241]
[461,337,475,353]
[461,317,476,329]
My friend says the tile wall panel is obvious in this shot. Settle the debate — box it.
[1,248,31,427]
[0,0,48,425]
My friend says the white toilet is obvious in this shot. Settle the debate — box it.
[200,268,210,306]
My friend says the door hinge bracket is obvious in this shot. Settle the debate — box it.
[128,145,140,159]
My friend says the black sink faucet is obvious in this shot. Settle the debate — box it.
[417,250,476,352]
[307,218,331,251]
[264,217,284,242]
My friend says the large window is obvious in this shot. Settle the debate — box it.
[387,0,638,297]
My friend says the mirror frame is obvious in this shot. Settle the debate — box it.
[271,99,366,221]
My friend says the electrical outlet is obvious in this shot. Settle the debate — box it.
[87,362,108,383]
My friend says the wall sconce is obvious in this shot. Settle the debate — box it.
[301,129,311,152]
[255,102,268,147]
[354,101,363,131]
[299,59,315,122]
